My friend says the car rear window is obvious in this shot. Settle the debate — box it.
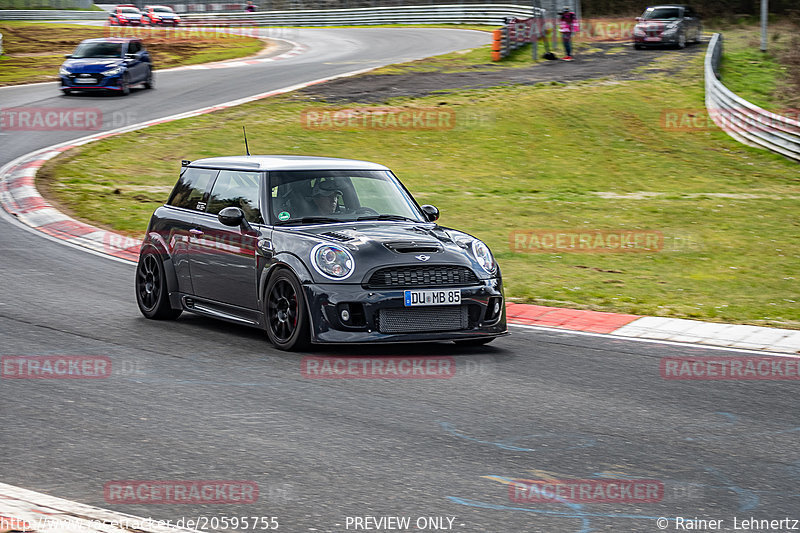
[168,167,218,211]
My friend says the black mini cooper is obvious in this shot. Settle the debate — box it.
[135,156,506,350]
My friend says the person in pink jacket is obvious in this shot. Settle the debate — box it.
[559,6,579,61]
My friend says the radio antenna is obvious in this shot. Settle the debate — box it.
[243,126,251,156]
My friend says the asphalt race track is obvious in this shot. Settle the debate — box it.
[1,27,799,533]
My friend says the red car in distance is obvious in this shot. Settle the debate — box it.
[108,5,145,26]
[143,5,181,26]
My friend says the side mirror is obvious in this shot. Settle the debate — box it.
[125,53,137,59]
[64,54,72,59]
[420,204,440,222]
[218,206,252,231]
[635,16,642,21]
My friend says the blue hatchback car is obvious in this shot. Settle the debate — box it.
[60,38,153,95]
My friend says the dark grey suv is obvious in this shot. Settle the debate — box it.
[633,4,702,49]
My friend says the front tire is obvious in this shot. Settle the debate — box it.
[121,73,131,95]
[136,250,182,320]
[144,67,154,90]
[677,31,686,49]
[265,269,310,351]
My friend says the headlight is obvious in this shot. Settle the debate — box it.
[311,243,355,280]
[471,240,496,274]
[101,65,125,76]
[633,27,645,36]
[59,66,70,76]
[663,24,679,34]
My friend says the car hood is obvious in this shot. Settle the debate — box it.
[274,221,496,282]
[285,221,459,247]
[62,58,125,74]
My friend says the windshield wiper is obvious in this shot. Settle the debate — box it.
[356,214,420,222]
[278,216,342,225]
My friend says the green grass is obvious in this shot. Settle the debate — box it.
[716,22,796,111]
[0,21,264,86]
[39,27,800,329]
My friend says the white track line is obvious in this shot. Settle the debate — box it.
[0,482,193,533]
[510,323,800,358]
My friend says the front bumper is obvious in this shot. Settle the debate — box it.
[61,73,123,91]
[633,32,680,45]
[304,279,507,344]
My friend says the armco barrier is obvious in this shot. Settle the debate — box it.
[0,4,534,23]
[180,4,536,26]
[705,32,800,162]
[491,15,548,60]
[0,9,106,19]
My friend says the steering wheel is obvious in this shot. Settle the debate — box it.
[354,207,380,215]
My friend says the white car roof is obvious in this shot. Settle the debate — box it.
[188,155,391,172]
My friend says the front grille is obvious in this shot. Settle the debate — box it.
[365,265,479,289]
[377,306,469,334]
[69,74,103,85]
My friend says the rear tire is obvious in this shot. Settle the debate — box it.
[265,269,310,351]
[136,250,182,320]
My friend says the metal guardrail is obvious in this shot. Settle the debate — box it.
[705,32,800,162]
[0,4,534,23]
[180,4,536,25]
[0,33,3,56]
[0,9,106,18]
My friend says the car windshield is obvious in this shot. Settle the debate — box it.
[121,7,140,13]
[269,170,425,225]
[71,42,124,59]
[643,7,681,20]
[153,7,173,12]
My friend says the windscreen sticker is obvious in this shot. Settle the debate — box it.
[278,211,290,221]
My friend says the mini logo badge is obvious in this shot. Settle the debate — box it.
[415,254,430,262]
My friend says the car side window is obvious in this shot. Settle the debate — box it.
[205,170,263,223]
[128,41,141,55]
[167,167,218,211]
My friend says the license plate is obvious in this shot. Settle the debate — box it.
[644,37,662,41]
[74,78,97,84]
[404,289,461,307]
